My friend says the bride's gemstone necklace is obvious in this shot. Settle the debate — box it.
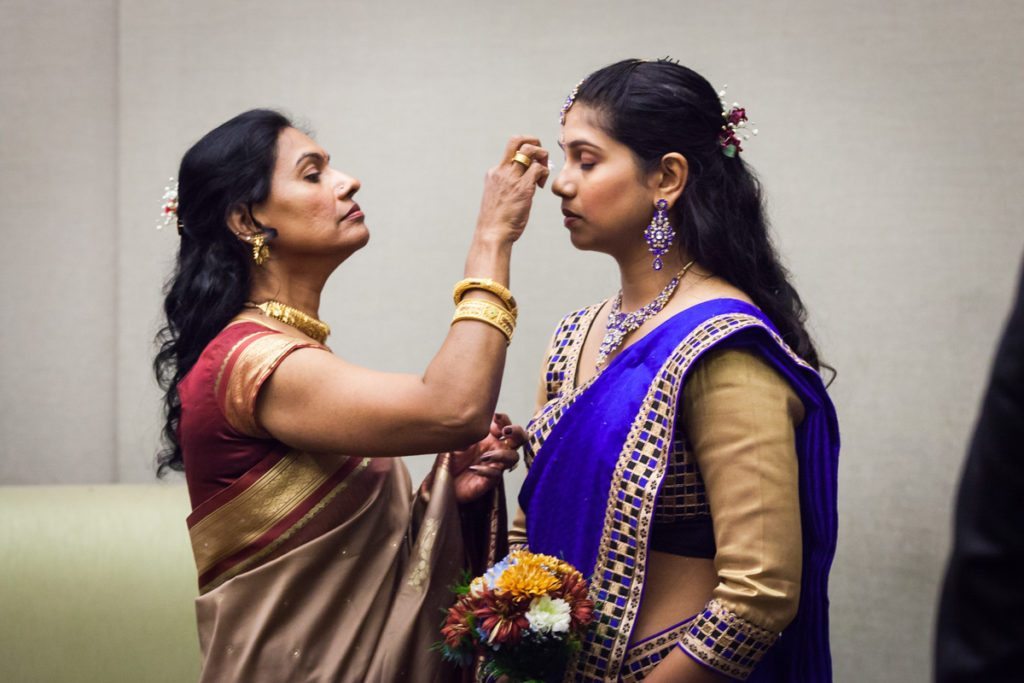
[595,261,695,369]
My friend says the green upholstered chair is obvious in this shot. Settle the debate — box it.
[0,485,201,682]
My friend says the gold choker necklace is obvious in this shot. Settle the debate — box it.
[247,300,330,343]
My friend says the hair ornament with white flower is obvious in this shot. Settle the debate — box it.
[158,178,181,233]
[717,85,758,158]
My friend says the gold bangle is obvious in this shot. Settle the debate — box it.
[453,278,518,318]
[451,299,515,345]
[452,299,515,339]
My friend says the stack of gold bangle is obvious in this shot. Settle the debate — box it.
[451,278,518,345]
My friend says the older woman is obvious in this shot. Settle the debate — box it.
[509,60,840,682]
[154,109,547,682]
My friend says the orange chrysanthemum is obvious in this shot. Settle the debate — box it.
[496,560,560,599]
[508,550,573,574]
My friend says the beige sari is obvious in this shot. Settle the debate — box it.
[180,322,504,682]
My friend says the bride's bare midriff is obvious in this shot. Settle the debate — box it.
[629,551,717,645]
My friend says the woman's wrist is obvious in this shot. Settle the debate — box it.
[470,225,516,251]
[464,231,513,283]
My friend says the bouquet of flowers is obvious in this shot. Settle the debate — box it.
[438,550,594,682]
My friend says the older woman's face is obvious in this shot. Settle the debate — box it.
[251,127,368,261]
[551,105,657,255]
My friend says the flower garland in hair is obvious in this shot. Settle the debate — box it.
[717,85,758,158]
[437,550,594,681]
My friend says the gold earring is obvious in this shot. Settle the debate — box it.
[252,233,269,265]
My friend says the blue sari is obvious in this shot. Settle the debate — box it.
[520,299,839,682]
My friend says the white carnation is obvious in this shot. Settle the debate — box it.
[526,595,572,635]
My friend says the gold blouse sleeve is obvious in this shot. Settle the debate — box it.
[677,347,805,680]
[217,332,323,438]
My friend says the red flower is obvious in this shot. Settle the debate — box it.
[441,596,476,648]
[727,107,747,126]
[474,590,530,646]
[555,571,595,629]
[719,130,743,156]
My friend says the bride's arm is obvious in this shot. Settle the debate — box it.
[648,348,804,681]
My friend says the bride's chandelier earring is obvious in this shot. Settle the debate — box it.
[644,199,675,271]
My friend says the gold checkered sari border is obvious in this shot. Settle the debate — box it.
[653,427,709,521]
[619,618,695,682]
[544,304,602,402]
[679,599,779,680]
[525,305,602,468]
[569,313,795,681]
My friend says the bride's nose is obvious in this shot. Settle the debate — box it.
[551,171,573,198]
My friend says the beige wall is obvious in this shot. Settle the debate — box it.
[1,0,118,482]
[3,1,1024,680]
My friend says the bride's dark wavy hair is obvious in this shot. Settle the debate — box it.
[573,59,823,370]
[153,109,294,477]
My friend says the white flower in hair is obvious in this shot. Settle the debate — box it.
[158,178,179,231]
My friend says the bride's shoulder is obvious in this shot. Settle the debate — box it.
[669,276,755,315]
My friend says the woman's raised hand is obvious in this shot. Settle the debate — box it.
[474,136,550,244]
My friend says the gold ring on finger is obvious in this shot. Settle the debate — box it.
[511,152,532,169]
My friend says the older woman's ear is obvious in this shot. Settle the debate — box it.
[226,205,259,242]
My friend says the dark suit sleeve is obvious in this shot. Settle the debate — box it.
[935,257,1024,681]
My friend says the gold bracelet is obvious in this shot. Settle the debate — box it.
[452,278,518,318]
[451,299,516,345]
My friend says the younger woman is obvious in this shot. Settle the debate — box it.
[511,60,839,682]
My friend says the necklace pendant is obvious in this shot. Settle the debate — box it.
[596,261,694,370]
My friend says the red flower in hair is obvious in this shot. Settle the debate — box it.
[727,107,748,126]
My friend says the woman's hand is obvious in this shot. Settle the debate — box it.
[474,136,550,245]
[450,412,526,503]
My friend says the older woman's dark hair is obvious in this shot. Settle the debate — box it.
[153,109,293,476]
[574,59,822,370]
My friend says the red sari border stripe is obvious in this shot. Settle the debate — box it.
[186,444,289,529]
[189,449,367,593]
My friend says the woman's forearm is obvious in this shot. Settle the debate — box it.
[419,234,514,440]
